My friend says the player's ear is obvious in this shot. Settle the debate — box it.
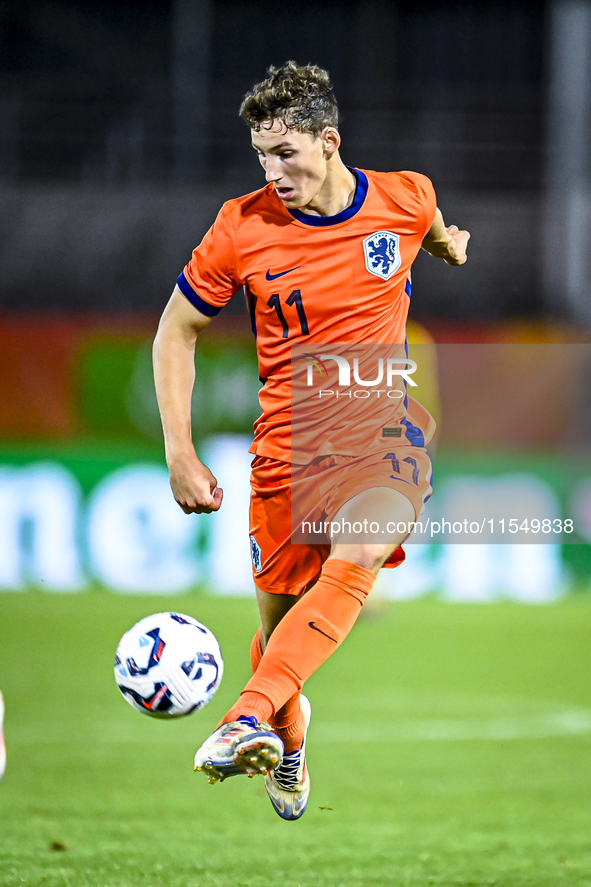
[321,126,340,157]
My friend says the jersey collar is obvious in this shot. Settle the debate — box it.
[287,168,368,227]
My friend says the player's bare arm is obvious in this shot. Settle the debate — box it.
[422,207,470,265]
[153,286,223,514]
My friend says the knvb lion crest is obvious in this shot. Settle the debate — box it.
[250,535,262,572]
[363,231,401,281]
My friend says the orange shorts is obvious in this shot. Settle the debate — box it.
[249,447,433,595]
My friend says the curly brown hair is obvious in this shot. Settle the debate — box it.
[239,61,338,136]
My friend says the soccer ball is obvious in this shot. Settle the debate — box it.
[114,612,223,718]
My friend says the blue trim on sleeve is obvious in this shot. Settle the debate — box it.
[177,272,222,317]
[401,417,425,447]
[405,278,412,298]
[287,168,368,227]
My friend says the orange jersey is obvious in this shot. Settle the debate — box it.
[178,168,437,462]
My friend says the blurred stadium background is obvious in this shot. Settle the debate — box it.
[1,0,591,599]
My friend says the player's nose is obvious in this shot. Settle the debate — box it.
[264,157,282,182]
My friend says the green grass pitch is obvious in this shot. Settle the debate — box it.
[1,591,591,887]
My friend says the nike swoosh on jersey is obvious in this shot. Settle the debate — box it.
[308,621,338,643]
[266,266,300,281]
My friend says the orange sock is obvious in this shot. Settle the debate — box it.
[250,628,304,753]
[249,627,264,672]
[221,559,375,725]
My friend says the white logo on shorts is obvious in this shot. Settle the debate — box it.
[363,231,401,280]
[250,535,262,572]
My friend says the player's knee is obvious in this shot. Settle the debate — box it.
[354,544,394,573]
[329,543,394,575]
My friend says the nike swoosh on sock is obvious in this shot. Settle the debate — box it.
[308,621,338,643]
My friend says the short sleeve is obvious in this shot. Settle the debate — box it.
[397,171,437,239]
[177,205,243,317]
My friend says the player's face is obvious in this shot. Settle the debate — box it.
[251,120,333,209]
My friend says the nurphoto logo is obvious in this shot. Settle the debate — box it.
[301,352,417,399]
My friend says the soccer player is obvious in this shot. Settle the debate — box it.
[153,62,469,820]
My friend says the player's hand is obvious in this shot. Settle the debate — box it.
[442,225,470,266]
[167,451,223,514]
